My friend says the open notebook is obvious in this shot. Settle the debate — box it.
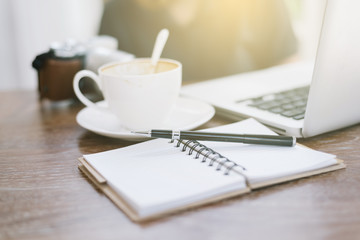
[78,119,345,222]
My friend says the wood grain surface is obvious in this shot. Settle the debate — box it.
[1,91,359,240]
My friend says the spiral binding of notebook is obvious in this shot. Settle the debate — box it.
[170,139,249,183]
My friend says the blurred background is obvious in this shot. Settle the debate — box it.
[0,0,326,91]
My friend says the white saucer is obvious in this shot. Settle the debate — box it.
[76,97,215,141]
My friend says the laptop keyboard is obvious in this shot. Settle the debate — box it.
[241,86,310,120]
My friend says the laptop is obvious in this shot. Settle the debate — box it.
[181,0,360,138]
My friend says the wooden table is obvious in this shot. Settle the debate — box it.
[1,90,360,240]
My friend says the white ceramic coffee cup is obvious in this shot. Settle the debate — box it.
[73,58,182,130]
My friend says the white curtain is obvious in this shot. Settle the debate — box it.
[0,0,104,90]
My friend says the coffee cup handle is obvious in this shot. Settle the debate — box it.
[73,70,108,111]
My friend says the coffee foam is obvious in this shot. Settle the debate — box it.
[102,60,178,76]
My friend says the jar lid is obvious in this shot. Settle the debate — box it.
[50,39,86,58]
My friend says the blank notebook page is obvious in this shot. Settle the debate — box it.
[84,138,247,218]
[199,119,337,184]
